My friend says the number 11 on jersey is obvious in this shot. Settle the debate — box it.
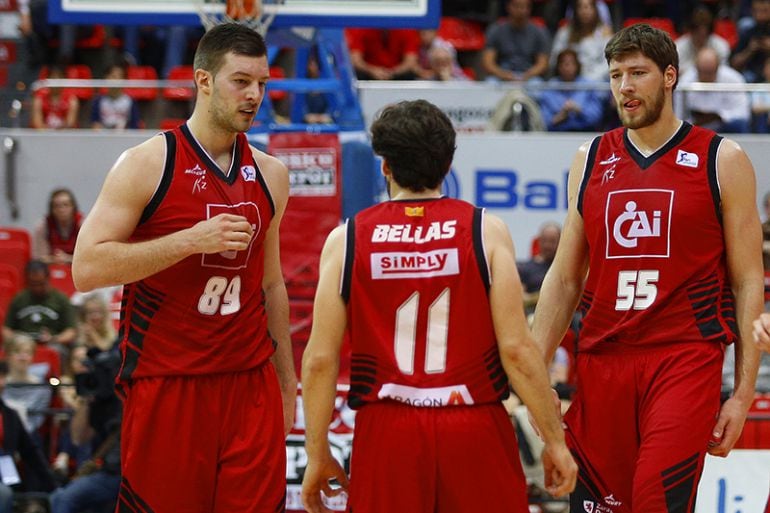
[394,288,450,375]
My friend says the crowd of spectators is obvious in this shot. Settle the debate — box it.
[12,0,770,132]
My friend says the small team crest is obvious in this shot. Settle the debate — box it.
[583,501,595,513]
[405,206,424,217]
[675,150,699,168]
[240,165,256,182]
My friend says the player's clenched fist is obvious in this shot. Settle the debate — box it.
[187,213,254,254]
[753,312,770,353]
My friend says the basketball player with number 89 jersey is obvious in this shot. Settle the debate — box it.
[73,24,296,513]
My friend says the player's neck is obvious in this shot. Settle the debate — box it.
[389,188,443,201]
[186,113,238,160]
[626,112,682,157]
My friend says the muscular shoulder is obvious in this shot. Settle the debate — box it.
[716,138,756,196]
[104,134,167,207]
[251,146,289,210]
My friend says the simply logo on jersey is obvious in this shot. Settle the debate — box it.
[605,189,673,259]
[676,149,699,168]
[378,383,474,407]
[371,249,459,280]
[201,202,261,270]
[240,165,256,182]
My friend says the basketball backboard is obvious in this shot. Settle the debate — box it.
[50,0,441,28]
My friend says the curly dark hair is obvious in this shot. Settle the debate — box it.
[605,23,679,89]
[193,23,267,76]
[370,100,456,192]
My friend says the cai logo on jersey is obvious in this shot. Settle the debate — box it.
[605,189,673,259]
[371,249,459,280]
[201,202,261,270]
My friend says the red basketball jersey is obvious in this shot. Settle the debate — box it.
[577,122,738,351]
[118,124,276,381]
[342,197,509,409]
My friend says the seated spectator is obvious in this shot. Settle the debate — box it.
[731,0,770,82]
[482,0,551,82]
[430,45,471,81]
[678,47,751,133]
[751,55,770,132]
[538,49,604,131]
[2,260,77,360]
[549,0,614,83]
[49,345,122,513]
[675,5,731,77]
[2,334,52,435]
[77,294,116,352]
[51,345,92,481]
[303,53,333,125]
[30,63,79,129]
[91,59,141,130]
[32,188,83,265]
[414,29,469,81]
[0,360,56,513]
[345,28,421,80]
[517,221,561,312]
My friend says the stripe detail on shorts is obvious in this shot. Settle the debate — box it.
[661,452,700,513]
[118,477,156,513]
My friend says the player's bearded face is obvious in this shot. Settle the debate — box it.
[210,81,254,133]
[616,80,665,129]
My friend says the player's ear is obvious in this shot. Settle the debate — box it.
[664,64,677,90]
[380,159,392,179]
[195,69,212,94]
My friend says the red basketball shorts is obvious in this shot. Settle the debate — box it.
[118,362,286,513]
[346,401,528,513]
[564,342,724,513]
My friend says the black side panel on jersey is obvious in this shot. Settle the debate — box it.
[139,132,176,225]
[706,134,723,224]
[577,135,602,216]
[249,148,276,217]
[341,218,355,303]
[472,207,490,294]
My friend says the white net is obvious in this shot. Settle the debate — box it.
[196,0,284,36]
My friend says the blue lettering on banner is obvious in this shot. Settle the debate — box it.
[717,477,746,513]
[475,170,569,210]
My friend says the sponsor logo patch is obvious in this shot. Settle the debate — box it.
[605,189,673,259]
[371,249,459,279]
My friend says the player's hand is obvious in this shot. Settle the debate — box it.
[301,452,349,513]
[707,396,750,457]
[752,313,770,353]
[188,213,254,254]
[542,442,577,497]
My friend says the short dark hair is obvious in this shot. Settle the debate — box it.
[370,100,456,192]
[193,23,267,76]
[557,48,582,76]
[605,23,679,88]
[48,188,78,217]
[25,259,49,278]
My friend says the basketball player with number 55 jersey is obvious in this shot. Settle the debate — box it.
[73,24,296,513]
[301,100,577,513]
[532,24,763,513]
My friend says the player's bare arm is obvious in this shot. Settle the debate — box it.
[709,139,763,457]
[531,142,591,364]
[73,136,254,291]
[484,213,577,497]
[254,147,298,437]
[301,225,350,513]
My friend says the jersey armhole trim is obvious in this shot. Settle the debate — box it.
[707,135,724,224]
[577,135,601,216]
[473,207,491,294]
[340,218,355,303]
[139,131,175,225]
[247,142,276,217]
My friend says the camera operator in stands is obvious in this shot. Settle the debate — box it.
[49,344,121,513]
